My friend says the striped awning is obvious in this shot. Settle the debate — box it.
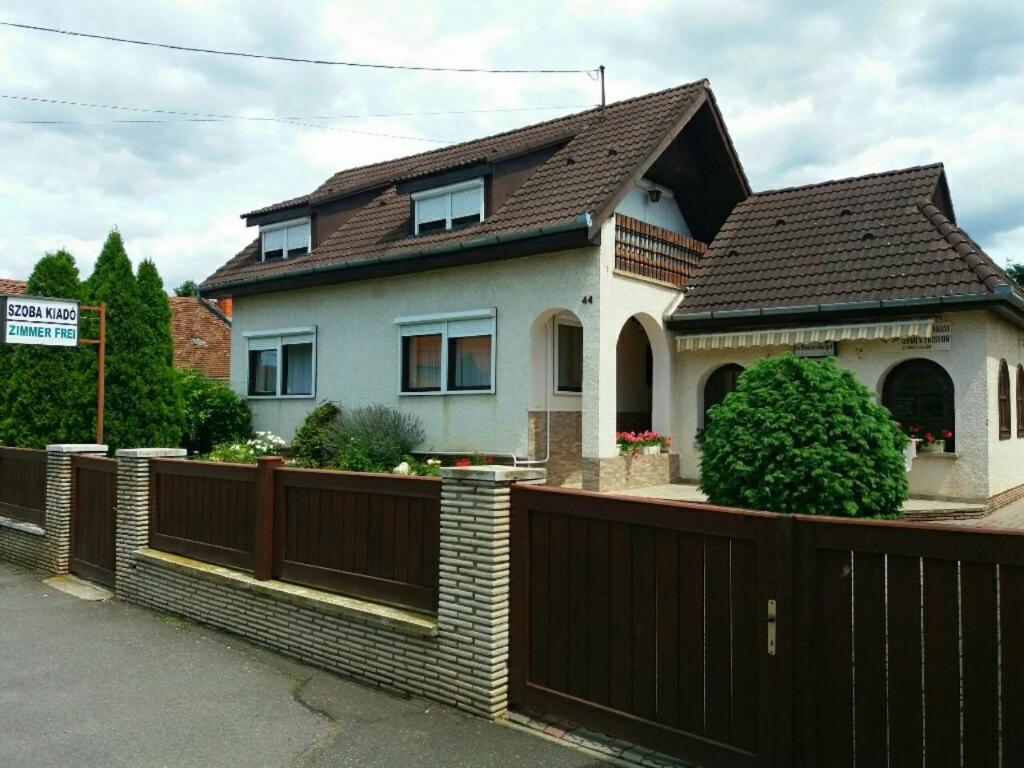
[676,318,935,352]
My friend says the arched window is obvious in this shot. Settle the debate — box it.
[703,364,744,426]
[998,360,1011,440]
[1018,365,1024,439]
[882,359,955,452]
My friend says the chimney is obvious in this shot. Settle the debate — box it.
[217,297,233,319]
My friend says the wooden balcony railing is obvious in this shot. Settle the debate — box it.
[614,214,708,288]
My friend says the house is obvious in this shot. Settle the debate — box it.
[169,296,232,380]
[2,278,232,381]
[199,80,1024,508]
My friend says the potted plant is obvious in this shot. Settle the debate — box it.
[918,428,953,454]
[616,430,672,456]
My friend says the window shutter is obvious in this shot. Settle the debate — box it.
[998,360,1011,440]
[262,228,285,256]
[401,322,444,337]
[447,316,493,338]
[451,187,482,221]
[286,221,310,250]
[1018,365,1024,438]
[416,194,448,228]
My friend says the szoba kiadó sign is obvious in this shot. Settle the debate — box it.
[1,295,80,347]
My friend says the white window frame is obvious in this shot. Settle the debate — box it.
[260,217,312,261]
[395,308,496,396]
[242,326,317,399]
[553,315,584,396]
[411,179,485,235]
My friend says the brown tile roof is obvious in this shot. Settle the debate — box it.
[203,81,726,291]
[170,297,231,379]
[672,164,1017,318]
[0,278,27,295]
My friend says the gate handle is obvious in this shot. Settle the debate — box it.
[766,599,777,656]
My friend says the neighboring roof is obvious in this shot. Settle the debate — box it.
[0,278,27,295]
[203,80,747,293]
[671,164,1021,324]
[170,297,231,379]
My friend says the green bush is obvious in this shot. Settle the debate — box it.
[343,405,425,455]
[699,354,908,518]
[291,402,344,468]
[179,369,252,455]
[336,434,404,473]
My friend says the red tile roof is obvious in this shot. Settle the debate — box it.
[169,297,231,379]
[673,164,1017,318]
[202,81,733,291]
[0,279,27,295]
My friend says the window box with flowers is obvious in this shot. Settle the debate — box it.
[904,424,954,454]
[616,431,672,457]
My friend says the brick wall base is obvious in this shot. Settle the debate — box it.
[528,411,582,487]
[988,481,1024,513]
[0,521,51,572]
[581,453,680,492]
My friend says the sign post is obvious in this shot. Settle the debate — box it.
[2,294,106,444]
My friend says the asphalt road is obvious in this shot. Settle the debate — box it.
[0,562,607,768]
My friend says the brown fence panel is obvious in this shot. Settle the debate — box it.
[614,214,707,287]
[510,485,783,768]
[148,459,257,572]
[793,516,1024,767]
[273,468,441,612]
[70,454,117,587]
[0,447,47,526]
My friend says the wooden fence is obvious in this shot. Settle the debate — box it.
[275,468,441,611]
[614,214,707,288]
[148,458,441,611]
[0,447,47,526]
[510,484,1024,768]
[149,459,258,572]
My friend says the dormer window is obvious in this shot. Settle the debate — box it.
[412,179,484,234]
[261,218,311,261]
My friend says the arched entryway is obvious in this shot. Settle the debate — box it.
[616,317,653,432]
[882,358,955,452]
[703,363,744,427]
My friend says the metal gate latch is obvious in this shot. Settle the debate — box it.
[767,599,777,656]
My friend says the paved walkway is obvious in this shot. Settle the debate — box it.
[614,483,1024,529]
[0,562,608,768]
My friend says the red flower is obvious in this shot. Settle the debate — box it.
[924,433,935,443]
[455,457,471,467]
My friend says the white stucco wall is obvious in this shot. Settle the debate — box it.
[671,311,995,502]
[614,179,692,235]
[984,315,1024,497]
[231,244,603,457]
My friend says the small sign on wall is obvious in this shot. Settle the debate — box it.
[1,295,80,347]
[794,341,836,358]
[901,322,951,351]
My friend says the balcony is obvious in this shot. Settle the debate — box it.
[614,214,708,288]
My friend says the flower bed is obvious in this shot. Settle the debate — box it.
[616,430,671,457]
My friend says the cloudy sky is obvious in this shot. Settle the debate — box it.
[1,0,1022,291]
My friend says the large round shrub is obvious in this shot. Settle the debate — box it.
[699,354,908,517]
[291,402,344,468]
[178,369,252,455]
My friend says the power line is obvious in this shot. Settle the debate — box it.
[0,21,596,75]
[0,93,592,123]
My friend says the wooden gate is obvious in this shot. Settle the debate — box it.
[510,485,787,767]
[70,454,118,587]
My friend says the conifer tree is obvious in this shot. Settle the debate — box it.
[135,259,183,446]
[86,230,149,450]
[1,250,94,446]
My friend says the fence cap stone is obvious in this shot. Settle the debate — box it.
[115,447,188,458]
[440,465,546,483]
[46,443,108,454]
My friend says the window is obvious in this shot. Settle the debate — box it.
[1018,365,1024,439]
[397,310,495,394]
[555,319,583,393]
[412,180,484,234]
[261,218,311,261]
[245,329,316,397]
[998,359,1011,440]
[703,364,744,426]
[882,359,955,452]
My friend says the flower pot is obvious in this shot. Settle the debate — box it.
[642,445,661,455]
[919,439,946,454]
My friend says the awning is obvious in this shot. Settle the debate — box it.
[676,318,935,352]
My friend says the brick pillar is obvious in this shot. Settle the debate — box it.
[437,465,545,719]
[114,448,186,599]
[44,443,108,574]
